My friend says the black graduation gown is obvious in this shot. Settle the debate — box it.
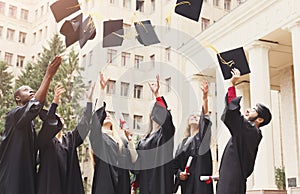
[133,98,175,194]
[36,102,92,194]
[0,98,42,194]
[216,95,262,194]
[173,110,213,194]
[90,102,132,194]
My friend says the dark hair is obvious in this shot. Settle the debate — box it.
[14,87,22,104]
[256,103,272,127]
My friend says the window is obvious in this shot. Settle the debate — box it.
[19,32,26,43]
[107,49,117,64]
[121,52,130,67]
[41,5,44,16]
[109,0,116,4]
[16,55,25,67]
[35,9,38,20]
[133,115,142,130]
[106,80,116,95]
[33,32,36,44]
[44,26,48,38]
[4,52,13,65]
[134,55,143,69]
[123,23,131,36]
[120,82,129,97]
[201,18,210,31]
[122,113,129,123]
[89,50,93,66]
[107,111,115,119]
[224,0,231,11]
[38,29,42,41]
[84,177,88,188]
[165,47,171,61]
[150,54,155,68]
[151,0,155,12]
[0,26,3,38]
[21,9,28,20]
[213,0,219,6]
[7,28,15,41]
[8,5,17,18]
[0,2,5,14]
[165,77,171,93]
[134,84,143,99]
[136,0,144,12]
[82,54,86,67]
[123,0,131,8]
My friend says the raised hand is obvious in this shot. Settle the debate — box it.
[99,72,110,90]
[53,83,65,104]
[231,68,240,86]
[86,82,96,102]
[200,80,209,100]
[46,56,62,79]
[148,75,160,98]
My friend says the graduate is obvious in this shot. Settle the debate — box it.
[0,56,61,194]
[36,82,94,194]
[90,72,137,194]
[173,80,213,194]
[131,75,176,194]
[216,68,272,194]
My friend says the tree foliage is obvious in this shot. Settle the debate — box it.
[0,61,14,134]
[16,34,86,131]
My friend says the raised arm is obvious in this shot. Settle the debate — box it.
[37,84,64,149]
[71,82,95,147]
[148,75,175,140]
[35,56,62,103]
[200,80,209,115]
[221,68,244,136]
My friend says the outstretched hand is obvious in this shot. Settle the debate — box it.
[200,80,209,100]
[46,56,62,78]
[53,83,65,104]
[86,82,96,102]
[231,68,240,86]
[148,75,160,98]
[99,72,109,90]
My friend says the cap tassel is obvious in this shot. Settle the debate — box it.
[165,1,191,27]
[206,44,235,68]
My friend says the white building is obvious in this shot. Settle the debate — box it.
[3,0,299,194]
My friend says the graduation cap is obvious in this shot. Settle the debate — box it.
[79,15,97,48]
[150,98,168,126]
[50,0,81,22]
[175,0,204,22]
[134,20,160,46]
[217,47,250,80]
[103,19,124,48]
[60,13,82,48]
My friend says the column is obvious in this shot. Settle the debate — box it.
[289,22,300,187]
[247,43,276,189]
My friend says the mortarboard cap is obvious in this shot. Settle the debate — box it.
[103,19,124,48]
[175,0,204,22]
[134,20,160,46]
[50,0,81,23]
[217,47,250,80]
[60,13,82,48]
[79,15,97,48]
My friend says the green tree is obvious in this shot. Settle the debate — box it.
[0,61,14,134]
[16,34,86,131]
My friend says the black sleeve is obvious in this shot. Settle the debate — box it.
[221,94,244,136]
[15,98,43,129]
[151,97,175,141]
[71,102,93,148]
[89,102,107,158]
[37,103,63,149]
